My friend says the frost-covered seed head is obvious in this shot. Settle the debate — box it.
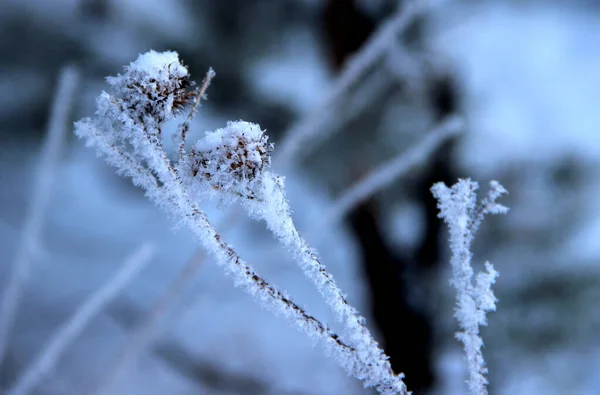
[188,121,273,198]
[107,50,196,123]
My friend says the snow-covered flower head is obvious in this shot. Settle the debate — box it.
[187,121,273,199]
[106,50,196,123]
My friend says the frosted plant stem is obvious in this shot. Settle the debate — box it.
[152,130,406,393]
[326,115,463,226]
[78,122,365,389]
[79,115,356,356]
[185,205,404,393]
[0,66,79,365]
[431,180,508,395]
[276,0,439,167]
[7,243,155,395]
[252,179,406,394]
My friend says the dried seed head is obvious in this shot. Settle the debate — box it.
[187,121,273,199]
[107,50,196,123]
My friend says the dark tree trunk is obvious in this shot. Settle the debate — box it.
[320,1,459,392]
[347,201,436,391]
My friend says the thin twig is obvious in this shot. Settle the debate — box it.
[0,65,79,365]
[7,243,156,395]
[141,128,383,388]
[179,68,215,161]
[325,115,464,226]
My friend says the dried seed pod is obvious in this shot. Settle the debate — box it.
[187,121,273,199]
[107,50,196,123]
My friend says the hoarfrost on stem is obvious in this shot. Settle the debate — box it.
[431,179,508,395]
[180,120,400,391]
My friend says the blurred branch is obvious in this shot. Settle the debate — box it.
[7,243,155,395]
[107,302,307,395]
[276,0,440,168]
[87,249,206,395]
[154,342,268,395]
[87,209,240,395]
[0,65,79,366]
[326,115,463,226]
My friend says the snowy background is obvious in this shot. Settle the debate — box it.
[1,0,600,394]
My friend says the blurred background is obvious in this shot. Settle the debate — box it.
[1,0,600,394]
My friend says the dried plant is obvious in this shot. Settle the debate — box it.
[74,50,407,394]
[432,179,508,395]
[72,49,508,395]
